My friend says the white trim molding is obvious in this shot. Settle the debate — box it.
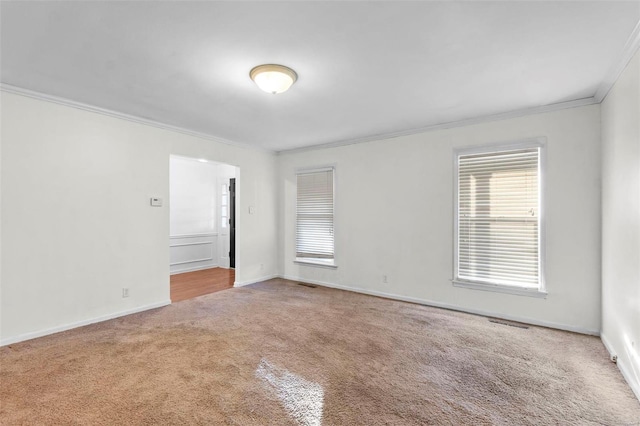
[601,333,640,402]
[452,138,547,296]
[294,165,337,267]
[170,241,214,248]
[0,83,599,157]
[452,280,547,299]
[278,98,596,155]
[0,83,273,154]
[234,274,279,288]
[0,300,172,347]
[595,19,640,103]
[170,233,218,239]
[294,259,338,269]
[170,257,214,266]
[280,275,599,336]
[169,233,218,272]
[169,264,221,275]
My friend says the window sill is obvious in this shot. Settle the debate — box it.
[294,259,337,269]
[452,279,547,298]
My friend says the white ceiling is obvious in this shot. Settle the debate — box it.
[1,1,639,152]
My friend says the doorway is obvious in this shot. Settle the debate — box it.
[169,155,239,302]
[229,177,236,269]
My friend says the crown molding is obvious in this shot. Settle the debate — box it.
[2,83,597,157]
[594,18,640,103]
[0,83,275,154]
[2,20,638,156]
[277,96,597,155]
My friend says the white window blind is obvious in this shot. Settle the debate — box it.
[296,168,334,261]
[457,147,541,288]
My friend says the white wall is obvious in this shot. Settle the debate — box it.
[0,91,279,345]
[279,104,602,334]
[601,49,640,400]
[170,157,218,237]
[169,157,219,274]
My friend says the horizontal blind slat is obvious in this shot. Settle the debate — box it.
[296,169,335,259]
[457,147,540,287]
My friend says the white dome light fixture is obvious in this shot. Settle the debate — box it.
[250,64,297,94]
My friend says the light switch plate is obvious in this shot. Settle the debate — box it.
[150,197,163,207]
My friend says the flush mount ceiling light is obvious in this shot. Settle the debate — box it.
[250,64,297,94]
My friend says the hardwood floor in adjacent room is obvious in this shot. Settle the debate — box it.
[170,267,234,302]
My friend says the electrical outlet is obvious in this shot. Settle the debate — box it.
[122,288,129,298]
[382,275,388,284]
[611,354,618,363]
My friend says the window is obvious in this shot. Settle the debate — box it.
[221,183,228,228]
[454,141,545,296]
[296,167,336,267]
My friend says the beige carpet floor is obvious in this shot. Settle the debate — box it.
[1,278,639,425]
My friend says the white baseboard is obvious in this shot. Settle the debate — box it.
[0,300,172,347]
[601,333,640,402]
[234,274,278,288]
[281,275,600,336]
[170,264,220,275]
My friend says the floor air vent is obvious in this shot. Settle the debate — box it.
[297,282,317,288]
[488,318,529,329]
